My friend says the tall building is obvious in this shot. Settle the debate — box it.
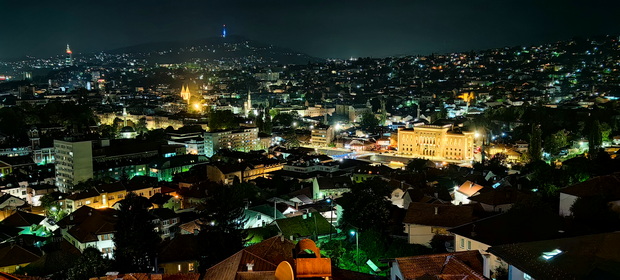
[204,128,259,157]
[310,125,335,147]
[244,89,252,116]
[54,140,93,192]
[398,125,475,162]
[180,85,191,104]
[65,44,73,67]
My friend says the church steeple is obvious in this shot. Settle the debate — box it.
[180,84,191,104]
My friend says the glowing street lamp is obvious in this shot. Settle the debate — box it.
[350,229,359,271]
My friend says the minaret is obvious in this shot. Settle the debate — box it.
[222,24,227,38]
[245,89,252,116]
[65,44,73,67]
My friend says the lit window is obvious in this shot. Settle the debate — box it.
[467,241,471,250]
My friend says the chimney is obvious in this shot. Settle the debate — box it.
[434,207,439,215]
[246,260,255,271]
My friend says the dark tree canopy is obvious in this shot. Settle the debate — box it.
[113,192,161,273]
[338,178,392,231]
[66,247,111,280]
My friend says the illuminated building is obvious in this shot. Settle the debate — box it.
[65,44,73,67]
[204,128,260,157]
[310,124,334,147]
[397,125,475,162]
[244,89,252,116]
[54,139,93,193]
[180,84,191,104]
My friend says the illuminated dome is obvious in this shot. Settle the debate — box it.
[120,126,135,133]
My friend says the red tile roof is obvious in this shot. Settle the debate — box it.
[395,251,487,280]
[403,202,476,227]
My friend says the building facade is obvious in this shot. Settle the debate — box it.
[398,125,475,162]
[204,128,259,157]
[310,125,335,147]
[54,140,93,192]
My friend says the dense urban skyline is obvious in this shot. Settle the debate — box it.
[2,0,620,59]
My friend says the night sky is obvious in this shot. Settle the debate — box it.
[1,0,619,59]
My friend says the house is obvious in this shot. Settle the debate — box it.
[453,180,486,205]
[64,180,161,212]
[403,202,477,246]
[273,212,336,241]
[203,236,333,280]
[0,244,41,274]
[390,251,487,280]
[158,234,199,273]
[57,206,118,258]
[206,161,283,185]
[1,211,44,235]
[26,184,56,207]
[449,210,564,279]
[0,195,26,210]
[243,204,285,229]
[150,208,180,239]
[88,273,199,280]
[312,176,352,200]
[558,174,620,217]
[488,232,620,280]
[468,188,531,213]
[203,235,296,280]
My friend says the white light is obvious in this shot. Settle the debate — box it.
[542,249,563,260]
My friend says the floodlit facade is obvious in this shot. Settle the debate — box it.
[398,125,475,162]
[310,125,334,147]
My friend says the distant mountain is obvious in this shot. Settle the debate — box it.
[107,35,324,65]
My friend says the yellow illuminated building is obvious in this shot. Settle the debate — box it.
[180,84,191,104]
[398,125,475,162]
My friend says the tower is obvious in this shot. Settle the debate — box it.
[180,84,191,104]
[222,24,227,38]
[245,89,252,116]
[65,44,73,67]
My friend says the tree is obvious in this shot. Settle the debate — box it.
[135,117,148,134]
[338,178,392,231]
[358,112,379,131]
[208,110,240,131]
[272,113,294,127]
[588,120,603,156]
[113,192,161,272]
[283,131,300,148]
[528,124,542,162]
[197,185,248,273]
[255,112,265,132]
[544,129,569,156]
[571,195,620,232]
[66,248,111,280]
[263,108,273,134]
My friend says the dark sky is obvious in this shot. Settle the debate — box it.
[1,0,619,59]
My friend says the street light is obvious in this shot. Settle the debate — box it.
[326,198,333,240]
[350,229,359,272]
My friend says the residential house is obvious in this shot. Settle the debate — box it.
[449,210,564,279]
[390,251,487,280]
[558,174,620,217]
[274,212,336,241]
[0,244,41,274]
[0,195,26,211]
[243,204,285,229]
[89,273,199,280]
[158,234,199,273]
[150,208,179,239]
[57,206,118,258]
[403,202,477,246]
[26,184,56,207]
[453,180,486,205]
[312,176,352,200]
[206,161,283,184]
[488,232,620,280]
[1,211,44,236]
[468,188,531,213]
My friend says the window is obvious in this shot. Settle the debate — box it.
[188,263,195,272]
[178,264,182,272]
[257,214,261,220]
[467,240,471,250]
[460,238,464,248]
